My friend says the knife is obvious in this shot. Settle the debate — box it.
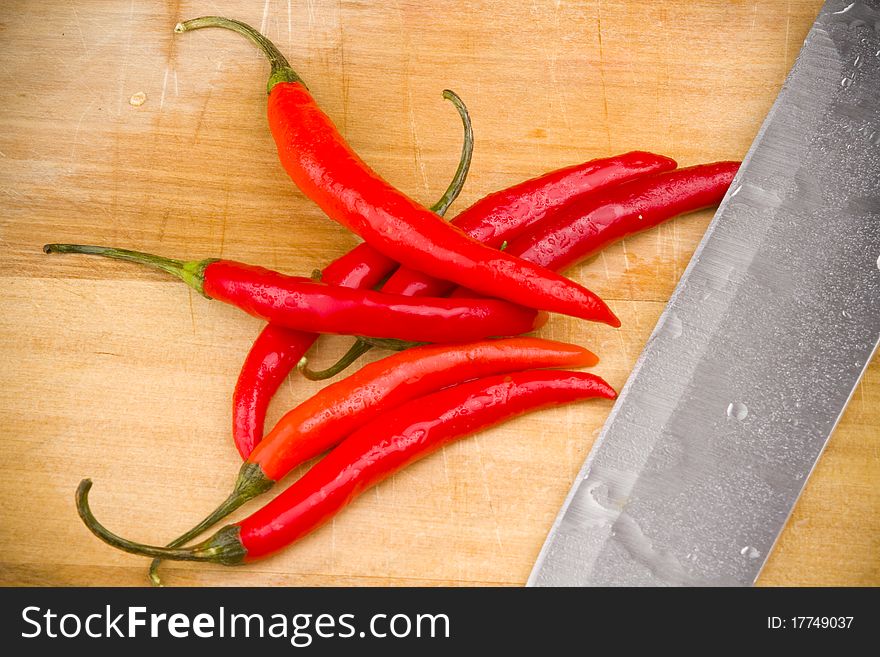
[528,0,880,587]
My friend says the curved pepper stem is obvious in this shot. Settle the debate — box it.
[76,479,247,566]
[430,89,474,216]
[298,337,426,380]
[297,338,373,381]
[148,462,273,586]
[361,337,427,350]
[175,16,305,94]
[43,244,215,298]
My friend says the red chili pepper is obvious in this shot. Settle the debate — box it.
[326,151,677,297]
[232,325,316,460]
[176,17,619,326]
[480,161,741,276]
[232,88,474,460]
[76,369,616,569]
[43,245,545,343]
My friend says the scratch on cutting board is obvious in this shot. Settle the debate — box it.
[159,67,170,111]
[471,438,504,552]
[116,0,135,117]
[671,218,680,281]
[218,186,230,258]
[620,238,631,272]
[110,131,120,221]
[406,77,430,195]
[338,1,349,133]
[260,0,271,36]
[599,250,612,281]
[193,86,215,144]
[783,0,792,73]
[751,2,758,32]
[68,98,97,171]
[306,0,317,29]
[56,280,89,302]
[187,288,197,335]
[595,1,612,151]
[439,445,451,486]
[287,0,292,52]
[547,3,571,133]
[615,324,632,365]
[157,208,170,243]
[661,5,674,155]
[70,4,91,56]
[654,234,663,286]
[94,351,124,358]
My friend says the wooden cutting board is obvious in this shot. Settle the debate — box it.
[0,0,876,587]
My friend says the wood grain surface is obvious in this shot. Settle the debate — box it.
[0,0,876,587]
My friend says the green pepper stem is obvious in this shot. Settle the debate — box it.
[43,244,214,298]
[362,337,427,351]
[430,89,473,216]
[304,337,426,381]
[147,491,246,586]
[175,16,305,94]
[76,479,246,566]
[148,462,273,585]
[297,338,373,381]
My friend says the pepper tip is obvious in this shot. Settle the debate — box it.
[75,478,94,505]
[603,308,622,328]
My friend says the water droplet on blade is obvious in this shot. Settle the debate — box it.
[726,402,749,421]
[740,546,760,559]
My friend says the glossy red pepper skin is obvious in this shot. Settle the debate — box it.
[319,242,397,290]
[248,338,597,481]
[267,83,619,326]
[238,369,616,560]
[230,240,402,460]
[484,161,740,276]
[201,260,544,343]
[324,152,677,298]
[232,324,315,459]
[380,152,677,298]
[75,370,616,567]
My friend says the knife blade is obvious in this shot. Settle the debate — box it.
[528,0,880,587]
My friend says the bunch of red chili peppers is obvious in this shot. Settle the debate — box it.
[46,16,740,585]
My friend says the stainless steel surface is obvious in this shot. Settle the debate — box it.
[529,0,880,587]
